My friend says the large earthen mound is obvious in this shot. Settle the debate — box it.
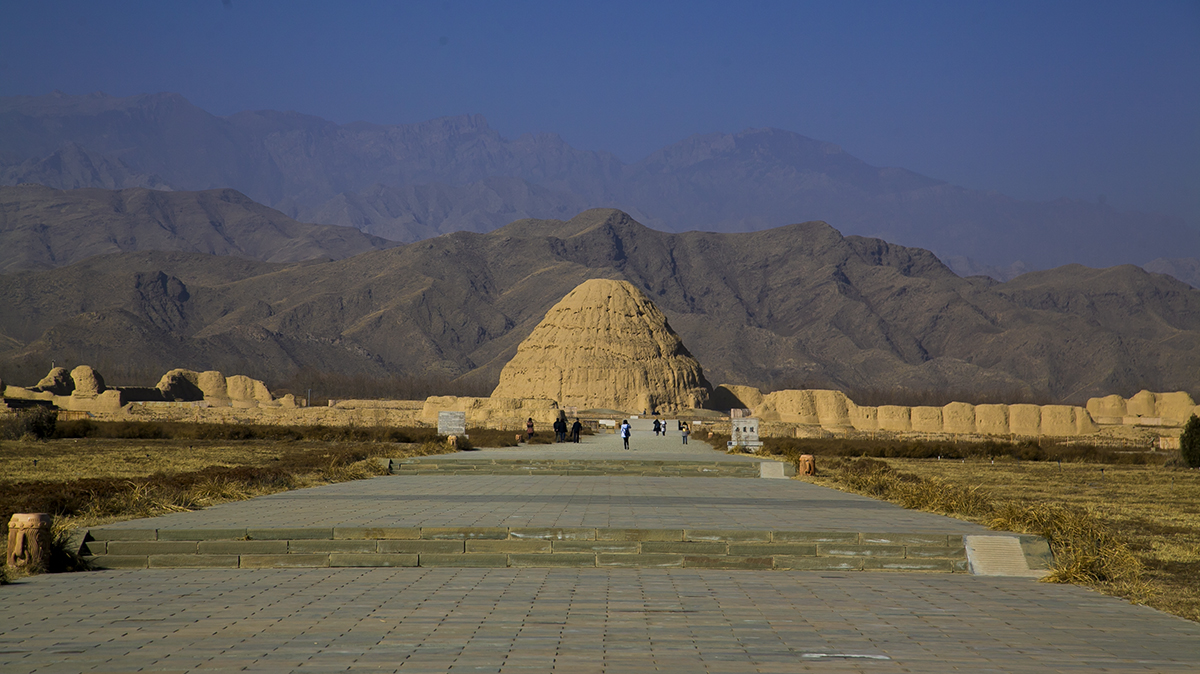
[491,279,711,412]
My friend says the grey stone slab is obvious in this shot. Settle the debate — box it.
[156,528,247,541]
[246,527,332,540]
[96,474,991,534]
[6,569,1196,673]
[148,554,239,569]
[197,540,287,555]
[329,554,417,568]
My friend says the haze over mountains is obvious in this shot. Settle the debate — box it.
[2,209,1196,404]
[0,184,395,273]
[2,91,1195,277]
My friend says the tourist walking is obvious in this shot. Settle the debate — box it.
[681,423,690,445]
[620,420,631,450]
[553,417,566,442]
[571,418,582,443]
[653,419,661,436]
[526,417,535,440]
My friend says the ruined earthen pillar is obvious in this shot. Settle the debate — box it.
[6,513,52,572]
[797,454,817,476]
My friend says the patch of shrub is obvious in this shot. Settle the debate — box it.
[0,406,59,440]
[1182,415,1200,469]
[52,420,441,444]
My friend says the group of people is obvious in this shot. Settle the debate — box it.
[550,417,583,443]
[620,418,690,449]
[527,416,693,450]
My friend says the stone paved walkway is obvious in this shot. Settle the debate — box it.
[98,475,990,532]
[5,433,1199,671]
[3,568,1198,673]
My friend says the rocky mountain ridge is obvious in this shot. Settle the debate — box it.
[2,91,1194,274]
[0,184,396,272]
[1,209,1195,404]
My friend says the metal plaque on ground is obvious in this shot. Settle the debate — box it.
[437,411,466,436]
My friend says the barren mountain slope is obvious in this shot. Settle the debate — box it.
[0,185,396,272]
[1,209,1196,402]
[2,91,1194,274]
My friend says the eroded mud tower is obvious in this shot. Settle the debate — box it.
[491,278,712,412]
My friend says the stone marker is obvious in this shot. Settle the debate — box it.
[729,418,763,452]
[438,411,467,436]
[798,454,817,475]
[7,513,52,572]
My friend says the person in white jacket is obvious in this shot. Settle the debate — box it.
[620,420,632,450]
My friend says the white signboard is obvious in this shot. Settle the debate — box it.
[438,411,467,436]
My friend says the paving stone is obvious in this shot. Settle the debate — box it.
[775,556,864,570]
[508,527,596,540]
[329,554,417,567]
[551,540,640,554]
[84,555,148,569]
[148,554,238,569]
[197,540,287,555]
[906,545,967,559]
[420,527,508,540]
[862,533,951,546]
[156,528,247,541]
[419,554,508,567]
[239,554,330,568]
[508,553,596,568]
[863,557,955,572]
[771,531,859,544]
[596,529,683,541]
[79,540,106,555]
[817,543,904,557]
[106,541,198,555]
[378,540,464,554]
[247,527,332,540]
[88,528,156,541]
[639,541,726,555]
[682,555,774,570]
[466,540,551,553]
[684,529,771,542]
[333,527,420,540]
[727,543,818,556]
[596,553,684,568]
[288,540,378,554]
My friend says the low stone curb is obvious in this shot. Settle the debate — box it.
[77,526,1045,573]
[387,458,777,478]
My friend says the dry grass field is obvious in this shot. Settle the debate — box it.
[805,456,1200,622]
[0,427,457,577]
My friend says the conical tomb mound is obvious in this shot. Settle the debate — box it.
[492,279,712,412]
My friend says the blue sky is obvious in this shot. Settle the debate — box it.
[1,0,1197,225]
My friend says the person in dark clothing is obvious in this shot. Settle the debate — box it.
[553,418,566,442]
[653,419,661,436]
[526,417,535,440]
[571,418,582,443]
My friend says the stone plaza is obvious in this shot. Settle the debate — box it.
[3,426,1199,672]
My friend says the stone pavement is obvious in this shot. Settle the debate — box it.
[97,475,990,532]
[5,430,1199,671]
[3,568,1199,673]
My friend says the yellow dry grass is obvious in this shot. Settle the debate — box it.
[808,457,1200,622]
[1,436,454,568]
[1,438,309,483]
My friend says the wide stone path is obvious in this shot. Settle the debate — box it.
[4,429,1199,672]
[4,568,1199,673]
[98,475,989,532]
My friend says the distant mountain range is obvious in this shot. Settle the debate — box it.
[2,209,1196,404]
[0,184,395,273]
[2,91,1195,276]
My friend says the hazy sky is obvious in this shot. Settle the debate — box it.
[2,1,1197,225]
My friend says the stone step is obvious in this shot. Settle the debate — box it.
[79,526,1050,574]
[386,458,788,478]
